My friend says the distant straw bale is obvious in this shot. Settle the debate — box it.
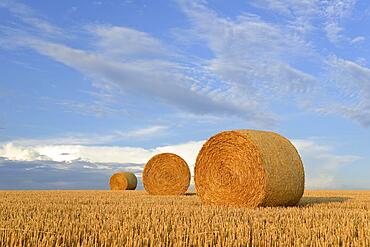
[109,172,137,190]
[195,130,305,207]
[143,153,190,195]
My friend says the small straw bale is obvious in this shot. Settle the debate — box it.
[109,172,137,190]
[143,153,190,195]
[195,130,305,207]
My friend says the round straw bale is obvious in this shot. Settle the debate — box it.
[143,153,190,195]
[195,130,305,207]
[109,172,137,190]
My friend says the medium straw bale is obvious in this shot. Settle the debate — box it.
[143,153,190,195]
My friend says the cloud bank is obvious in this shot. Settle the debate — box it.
[0,136,359,189]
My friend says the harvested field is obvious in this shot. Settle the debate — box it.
[0,190,369,246]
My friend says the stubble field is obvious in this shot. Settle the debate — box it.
[0,190,369,246]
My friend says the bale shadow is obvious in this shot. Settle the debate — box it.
[298,196,351,206]
[185,192,197,196]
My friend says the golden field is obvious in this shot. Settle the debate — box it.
[0,190,369,246]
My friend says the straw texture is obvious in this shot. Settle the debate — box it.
[143,153,190,195]
[195,130,305,207]
[109,172,137,190]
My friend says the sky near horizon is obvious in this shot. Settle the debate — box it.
[0,0,369,190]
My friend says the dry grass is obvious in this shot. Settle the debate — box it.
[0,190,369,246]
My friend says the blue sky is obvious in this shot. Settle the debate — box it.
[0,0,369,190]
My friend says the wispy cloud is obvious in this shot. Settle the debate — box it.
[0,0,64,36]
[55,99,125,117]
[0,125,168,146]
[1,0,370,127]
[3,28,275,124]
[178,0,317,100]
[179,0,370,126]
[250,0,358,43]
[350,36,365,45]
[120,125,168,138]
[0,0,277,125]
[318,57,370,127]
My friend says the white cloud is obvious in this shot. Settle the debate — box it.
[351,36,365,44]
[0,143,148,163]
[324,22,343,44]
[322,0,357,43]
[0,140,205,166]
[156,140,205,177]
[292,139,360,188]
[89,25,170,58]
[0,143,46,161]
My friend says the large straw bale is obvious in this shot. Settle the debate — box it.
[109,172,137,190]
[143,153,190,195]
[195,130,305,207]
